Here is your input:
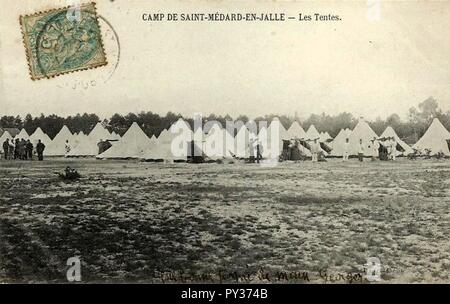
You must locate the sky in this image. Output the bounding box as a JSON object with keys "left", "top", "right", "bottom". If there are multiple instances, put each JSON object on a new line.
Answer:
{"left": 1, "top": 0, "right": 450, "bottom": 121}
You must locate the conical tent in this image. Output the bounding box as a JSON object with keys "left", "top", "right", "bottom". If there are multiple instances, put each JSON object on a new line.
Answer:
{"left": 29, "top": 127, "right": 51, "bottom": 146}
{"left": 257, "top": 126, "right": 269, "bottom": 158}
{"left": 287, "top": 121, "right": 307, "bottom": 139}
{"left": 258, "top": 121, "right": 293, "bottom": 158}
{"left": 144, "top": 129, "right": 175, "bottom": 160}
{"left": 413, "top": 118, "right": 450, "bottom": 156}
{"left": 16, "top": 129, "right": 30, "bottom": 140}
{"left": 72, "top": 131, "right": 87, "bottom": 149}
{"left": 68, "top": 123, "right": 112, "bottom": 157}
{"left": 88, "top": 122, "right": 111, "bottom": 142}
{"left": 320, "top": 132, "right": 332, "bottom": 143}
{"left": 97, "top": 122, "right": 154, "bottom": 159}
{"left": 171, "top": 118, "right": 194, "bottom": 159}
{"left": 330, "top": 128, "right": 352, "bottom": 156}
{"left": 0, "top": 131, "right": 13, "bottom": 154}
{"left": 111, "top": 131, "right": 121, "bottom": 140}
{"left": 235, "top": 125, "right": 251, "bottom": 158}
{"left": 318, "top": 132, "right": 333, "bottom": 154}
{"left": 303, "top": 125, "right": 328, "bottom": 156}
{"left": 172, "top": 118, "right": 192, "bottom": 134}
{"left": 205, "top": 123, "right": 234, "bottom": 159}
{"left": 348, "top": 119, "right": 378, "bottom": 156}
{"left": 380, "top": 126, "right": 413, "bottom": 156}
{"left": 189, "top": 128, "right": 208, "bottom": 158}
{"left": 267, "top": 119, "right": 286, "bottom": 157}
{"left": 150, "top": 134, "right": 157, "bottom": 143}
{"left": 66, "top": 134, "right": 100, "bottom": 157}
{"left": 45, "top": 125, "right": 74, "bottom": 156}
{"left": 305, "top": 125, "right": 320, "bottom": 140}
{"left": 144, "top": 119, "right": 193, "bottom": 160}
{"left": 273, "top": 119, "right": 289, "bottom": 140}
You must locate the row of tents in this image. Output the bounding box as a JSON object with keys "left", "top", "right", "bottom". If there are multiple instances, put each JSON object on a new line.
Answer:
{"left": 0, "top": 123, "right": 121, "bottom": 157}
{"left": 1, "top": 117, "right": 450, "bottom": 160}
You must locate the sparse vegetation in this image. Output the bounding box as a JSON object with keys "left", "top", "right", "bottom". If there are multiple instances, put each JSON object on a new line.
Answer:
{"left": 0, "top": 158, "right": 449, "bottom": 283}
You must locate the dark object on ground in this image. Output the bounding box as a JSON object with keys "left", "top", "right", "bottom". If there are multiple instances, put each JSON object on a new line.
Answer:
{"left": 378, "top": 143, "right": 389, "bottom": 161}
{"left": 98, "top": 140, "right": 113, "bottom": 155}
{"left": 407, "top": 149, "right": 420, "bottom": 160}
{"left": 57, "top": 166, "right": 81, "bottom": 180}
{"left": 423, "top": 149, "right": 432, "bottom": 159}
{"left": 187, "top": 141, "right": 205, "bottom": 163}
{"left": 435, "top": 151, "right": 445, "bottom": 159}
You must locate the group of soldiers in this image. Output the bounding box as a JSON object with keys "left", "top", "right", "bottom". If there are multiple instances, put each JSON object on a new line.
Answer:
{"left": 347, "top": 137, "right": 398, "bottom": 162}
{"left": 2, "top": 138, "right": 46, "bottom": 161}
{"left": 281, "top": 136, "right": 399, "bottom": 162}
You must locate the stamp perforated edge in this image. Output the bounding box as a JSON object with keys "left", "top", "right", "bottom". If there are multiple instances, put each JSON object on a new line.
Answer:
{"left": 19, "top": 2, "right": 108, "bottom": 81}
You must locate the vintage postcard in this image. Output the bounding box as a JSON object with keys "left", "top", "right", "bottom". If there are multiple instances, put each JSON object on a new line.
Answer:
{"left": 1, "top": 0, "right": 450, "bottom": 294}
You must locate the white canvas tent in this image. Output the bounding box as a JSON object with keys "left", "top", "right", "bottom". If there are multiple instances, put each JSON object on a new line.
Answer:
{"left": 257, "top": 126, "right": 269, "bottom": 158}
{"left": 89, "top": 122, "right": 111, "bottom": 142}
{"left": 44, "top": 125, "right": 75, "bottom": 156}
{"left": 144, "top": 118, "right": 193, "bottom": 161}
{"left": 29, "top": 127, "right": 51, "bottom": 147}
{"left": 72, "top": 131, "right": 86, "bottom": 150}
{"left": 190, "top": 128, "right": 208, "bottom": 159}
{"left": 204, "top": 123, "right": 234, "bottom": 159}
{"left": 268, "top": 119, "right": 286, "bottom": 156}
{"left": 275, "top": 119, "right": 289, "bottom": 141}
{"left": 348, "top": 118, "right": 378, "bottom": 156}
{"left": 67, "top": 123, "right": 112, "bottom": 157}
{"left": 144, "top": 129, "right": 176, "bottom": 160}
{"left": 97, "top": 122, "right": 154, "bottom": 159}
{"left": 16, "top": 129, "right": 30, "bottom": 140}
{"left": 320, "top": 132, "right": 332, "bottom": 143}
{"left": 287, "top": 121, "right": 307, "bottom": 139}
{"left": 111, "top": 131, "right": 121, "bottom": 140}
{"left": 304, "top": 125, "right": 329, "bottom": 156}
{"left": 380, "top": 126, "right": 413, "bottom": 156}
{"left": 330, "top": 128, "right": 352, "bottom": 156}
{"left": 257, "top": 119, "right": 290, "bottom": 159}
{"left": 413, "top": 118, "right": 450, "bottom": 156}
{"left": 235, "top": 125, "right": 252, "bottom": 158}
{"left": 66, "top": 134, "right": 100, "bottom": 157}
{"left": 305, "top": 125, "right": 321, "bottom": 140}
{"left": 0, "top": 131, "right": 13, "bottom": 154}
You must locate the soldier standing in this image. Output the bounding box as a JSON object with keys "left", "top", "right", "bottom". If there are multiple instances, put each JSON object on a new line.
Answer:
{"left": 36, "top": 140, "right": 45, "bottom": 161}
{"left": 2, "top": 138, "right": 9, "bottom": 160}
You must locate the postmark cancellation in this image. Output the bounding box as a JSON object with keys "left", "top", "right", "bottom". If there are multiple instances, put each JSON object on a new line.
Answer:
{"left": 19, "top": 2, "right": 107, "bottom": 80}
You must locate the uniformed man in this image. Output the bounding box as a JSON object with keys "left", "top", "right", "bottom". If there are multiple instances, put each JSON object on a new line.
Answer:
{"left": 256, "top": 140, "right": 263, "bottom": 164}
{"left": 2, "top": 138, "right": 9, "bottom": 160}
{"left": 26, "top": 139, "right": 33, "bottom": 160}
{"left": 311, "top": 138, "right": 320, "bottom": 162}
{"left": 14, "top": 138, "right": 20, "bottom": 159}
{"left": 36, "top": 139, "right": 45, "bottom": 161}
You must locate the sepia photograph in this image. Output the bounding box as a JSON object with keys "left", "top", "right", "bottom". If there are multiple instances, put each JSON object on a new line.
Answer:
{"left": 1, "top": 0, "right": 450, "bottom": 294}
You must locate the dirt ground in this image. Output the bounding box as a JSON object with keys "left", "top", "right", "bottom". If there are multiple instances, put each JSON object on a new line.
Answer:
{"left": 0, "top": 157, "right": 449, "bottom": 283}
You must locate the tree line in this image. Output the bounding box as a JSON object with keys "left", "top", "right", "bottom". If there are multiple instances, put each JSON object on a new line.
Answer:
{"left": 1, "top": 97, "right": 449, "bottom": 144}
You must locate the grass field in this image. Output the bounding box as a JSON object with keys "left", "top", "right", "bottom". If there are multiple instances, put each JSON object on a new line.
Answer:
{"left": 0, "top": 158, "right": 449, "bottom": 283}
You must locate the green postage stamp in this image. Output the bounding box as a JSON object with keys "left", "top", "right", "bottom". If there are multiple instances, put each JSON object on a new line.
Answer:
{"left": 20, "top": 2, "right": 107, "bottom": 80}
